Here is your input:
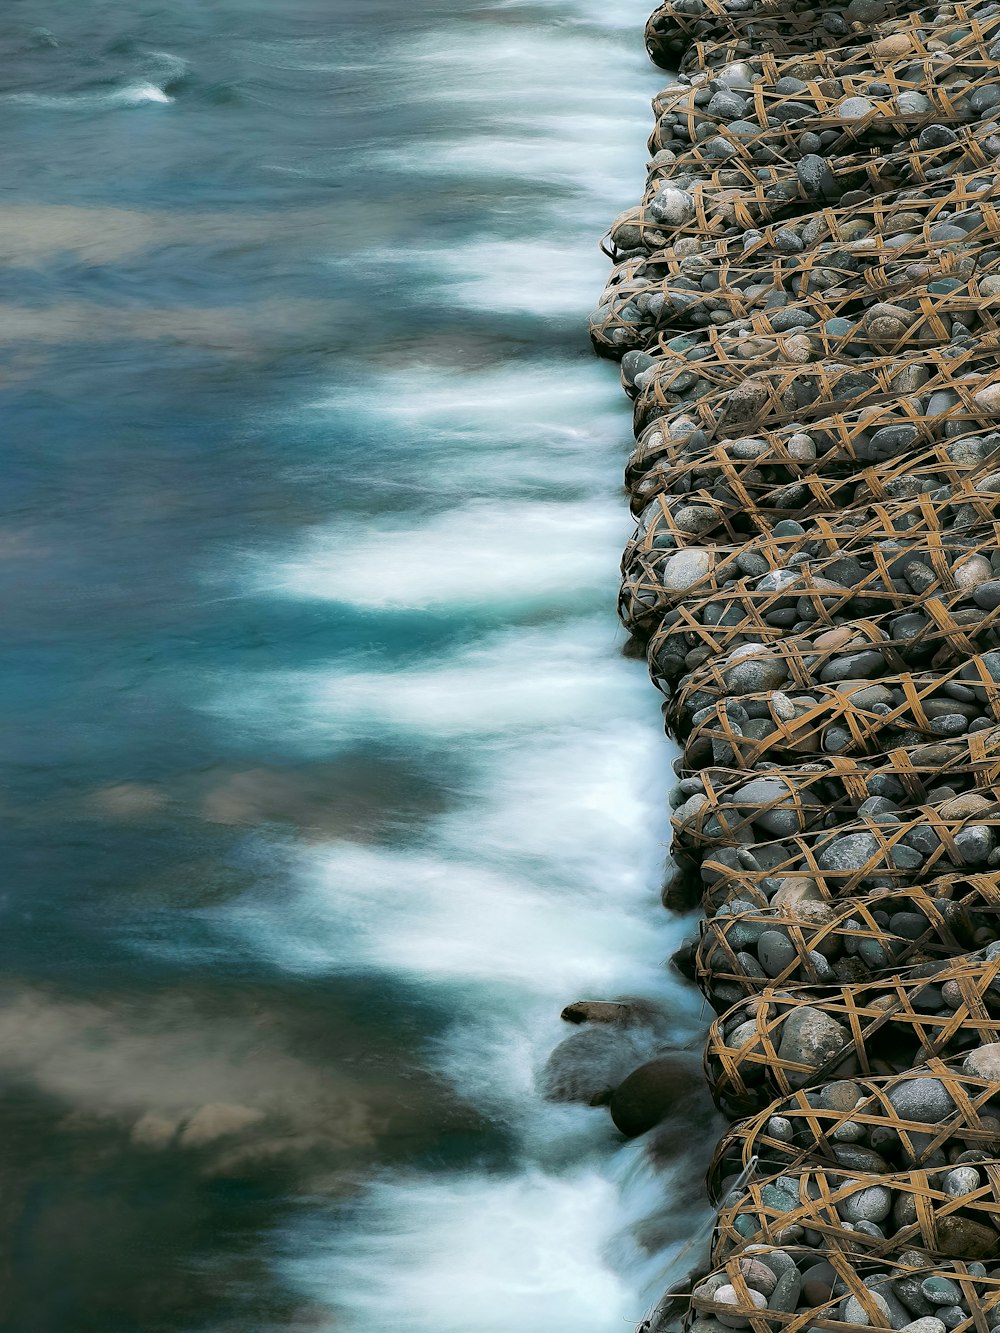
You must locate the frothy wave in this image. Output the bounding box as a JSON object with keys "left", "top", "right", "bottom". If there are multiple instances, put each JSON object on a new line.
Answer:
{"left": 5, "top": 81, "right": 173, "bottom": 109}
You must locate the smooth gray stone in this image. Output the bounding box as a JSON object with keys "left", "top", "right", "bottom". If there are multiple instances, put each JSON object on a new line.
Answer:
{"left": 887, "top": 1077, "right": 956, "bottom": 1123}
{"left": 758, "top": 930, "right": 798, "bottom": 978}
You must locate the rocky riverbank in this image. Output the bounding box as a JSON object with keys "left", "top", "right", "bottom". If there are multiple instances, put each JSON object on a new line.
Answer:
{"left": 543, "top": 0, "right": 1000, "bottom": 1326}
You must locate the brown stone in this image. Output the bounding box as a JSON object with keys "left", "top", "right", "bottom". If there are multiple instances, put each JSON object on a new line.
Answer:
{"left": 935, "top": 1213, "right": 1000, "bottom": 1259}
{"left": 561, "top": 1000, "right": 632, "bottom": 1025}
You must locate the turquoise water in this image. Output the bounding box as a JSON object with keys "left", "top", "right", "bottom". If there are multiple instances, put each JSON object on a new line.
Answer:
{"left": 2, "top": 1, "right": 708, "bottom": 1328}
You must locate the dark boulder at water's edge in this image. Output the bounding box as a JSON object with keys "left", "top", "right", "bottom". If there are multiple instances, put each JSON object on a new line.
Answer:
{"left": 609, "top": 1050, "right": 704, "bottom": 1137}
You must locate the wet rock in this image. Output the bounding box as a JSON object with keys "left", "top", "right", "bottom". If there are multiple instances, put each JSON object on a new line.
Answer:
{"left": 561, "top": 1000, "right": 639, "bottom": 1026}
{"left": 539, "top": 1026, "right": 650, "bottom": 1106}
{"left": 608, "top": 1050, "right": 704, "bottom": 1137}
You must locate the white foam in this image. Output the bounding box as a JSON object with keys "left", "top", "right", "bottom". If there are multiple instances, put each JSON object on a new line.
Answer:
{"left": 5, "top": 81, "right": 172, "bottom": 109}
{"left": 289, "top": 1169, "right": 644, "bottom": 1333}
{"left": 295, "top": 361, "right": 630, "bottom": 496}
{"left": 213, "top": 624, "right": 679, "bottom": 997}
{"left": 209, "top": 619, "right": 642, "bottom": 743}
{"left": 213, "top": 0, "right": 691, "bottom": 1324}
{"left": 257, "top": 496, "right": 626, "bottom": 610}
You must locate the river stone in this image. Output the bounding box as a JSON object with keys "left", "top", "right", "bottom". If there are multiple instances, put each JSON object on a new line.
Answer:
{"left": 776, "top": 1007, "right": 849, "bottom": 1084}
{"left": 767, "top": 1115, "right": 794, "bottom": 1142}
{"left": 800, "top": 1261, "right": 836, "bottom": 1305}
{"left": 729, "top": 777, "right": 797, "bottom": 833}
{"left": 767, "top": 1269, "right": 802, "bottom": 1313}
{"left": 887, "top": 1077, "right": 956, "bottom": 1124}
{"left": 839, "top": 1185, "right": 892, "bottom": 1224}
{"left": 758, "top": 930, "right": 798, "bottom": 978}
{"left": 796, "top": 154, "right": 836, "bottom": 196}
{"left": 736, "top": 1260, "right": 777, "bottom": 1297}
{"left": 693, "top": 1273, "right": 728, "bottom": 1301}
{"left": 970, "top": 86, "right": 1000, "bottom": 113}
{"left": 919, "top": 126, "right": 957, "bottom": 149}
{"left": 663, "top": 549, "right": 712, "bottom": 592}
{"left": 608, "top": 1050, "right": 703, "bottom": 1138}
{"left": 921, "top": 1279, "right": 963, "bottom": 1307}
{"left": 902, "top": 1321, "right": 946, "bottom": 1333}
{"left": 716, "top": 1284, "right": 767, "bottom": 1328}
{"left": 898, "top": 90, "right": 931, "bottom": 113}
{"left": 942, "top": 1166, "right": 980, "bottom": 1197}
{"left": 868, "top": 423, "right": 918, "bottom": 455}
{"left": 974, "top": 580, "right": 1000, "bottom": 610}
{"left": 838, "top": 95, "right": 875, "bottom": 119}
{"left": 832, "top": 1145, "right": 891, "bottom": 1172}
{"left": 845, "top": 1294, "right": 892, "bottom": 1326}
{"left": 964, "top": 1043, "right": 1000, "bottom": 1078}
{"left": 816, "top": 832, "right": 880, "bottom": 875}
{"left": 955, "top": 826, "right": 994, "bottom": 864}
{"left": 538, "top": 1026, "right": 649, "bottom": 1105}
{"left": 819, "top": 1080, "right": 864, "bottom": 1111}
{"left": 727, "top": 1019, "right": 761, "bottom": 1048}
{"left": 649, "top": 186, "right": 695, "bottom": 226}
{"left": 935, "top": 1213, "right": 1000, "bottom": 1259}
{"left": 722, "top": 648, "right": 788, "bottom": 694}
{"left": 707, "top": 91, "right": 748, "bottom": 119}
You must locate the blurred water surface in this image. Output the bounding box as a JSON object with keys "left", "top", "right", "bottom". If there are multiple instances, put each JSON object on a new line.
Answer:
{"left": 0, "top": 2, "right": 712, "bottom": 1329}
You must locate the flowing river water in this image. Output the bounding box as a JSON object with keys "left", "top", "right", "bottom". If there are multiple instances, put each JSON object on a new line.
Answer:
{"left": 3, "top": 1, "right": 715, "bottom": 1328}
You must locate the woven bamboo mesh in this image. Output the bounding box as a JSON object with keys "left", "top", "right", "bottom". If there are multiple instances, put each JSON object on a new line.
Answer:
{"left": 621, "top": 508, "right": 1000, "bottom": 639}
{"left": 674, "top": 758, "right": 1000, "bottom": 855}
{"left": 672, "top": 692, "right": 1000, "bottom": 793}
{"left": 686, "top": 816, "right": 1000, "bottom": 937}
{"left": 644, "top": 0, "right": 999, "bottom": 72}
{"left": 627, "top": 287, "right": 1000, "bottom": 409}
{"left": 628, "top": 437, "right": 1000, "bottom": 566}
{"left": 646, "top": 31, "right": 1000, "bottom": 147}
{"left": 593, "top": 174, "right": 1000, "bottom": 356}
{"left": 643, "top": 0, "right": 910, "bottom": 70}
{"left": 708, "top": 1052, "right": 1000, "bottom": 1198}
{"left": 695, "top": 881, "right": 1000, "bottom": 1007}
{"left": 704, "top": 956, "right": 1000, "bottom": 1119}
{"left": 633, "top": 345, "right": 1000, "bottom": 442}
{"left": 606, "top": 124, "right": 998, "bottom": 258}
{"left": 714, "top": 1159, "right": 1000, "bottom": 1263}
{"left": 595, "top": 0, "right": 1000, "bottom": 1311}
{"left": 687, "top": 1248, "right": 1000, "bottom": 1333}
{"left": 620, "top": 495, "right": 1000, "bottom": 634}
{"left": 670, "top": 640, "right": 1000, "bottom": 728}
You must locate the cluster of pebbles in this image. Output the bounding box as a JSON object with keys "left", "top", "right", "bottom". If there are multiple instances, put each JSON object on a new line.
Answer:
{"left": 688, "top": 1247, "right": 1000, "bottom": 1333}
{"left": 553, "top": 0, "right": 1000, "bottom": 1325}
